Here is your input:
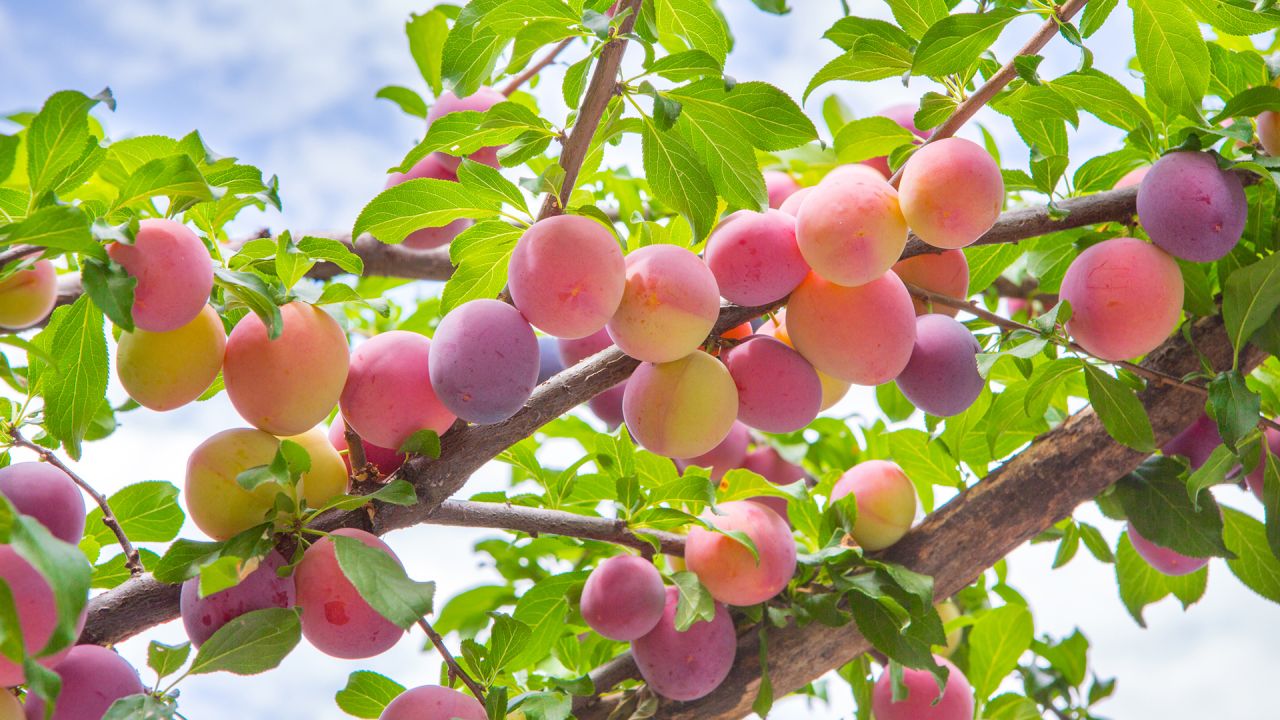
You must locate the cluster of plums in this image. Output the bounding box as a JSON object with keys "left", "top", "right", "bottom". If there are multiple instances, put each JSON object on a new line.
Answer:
{"left": 0, "top": 462, "right": 151, "bottom": 718}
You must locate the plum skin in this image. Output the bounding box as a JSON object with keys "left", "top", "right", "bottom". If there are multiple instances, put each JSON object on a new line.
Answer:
{"left": 631, "top": 586, "right": 736, "bottom": 701}
{"left": 891, "top": 250, "right": 969, "bottom": 317}
{"left": 509, "top": 214, "right": 625, "bottom": 340}
{"left": 580, "top": 555, "right": 667, "bottom": 641}
{"left": 606, "top": 244, "right": 720, "bottom": 363}
{"left": 705, "top": 209, "right": 808, "bottom": 306}
{"left": 831, "top": 460, "right": 917, "bottom": 551}
{"left": 340, "top": 330, "right": 456, "bottom": 450}
{"left": 379, "top": 686, "right": 486, "bottom": 720}
{"left": 676, "top": 421, "right": 750, "bottom": 481}
{"left": 429, "top": 298, "right": 539, "bottom": 424}
{"left": 622, "top": 351, "right": 739, "bottom": 459}
{"left": 764, "top": 170, "right": 801, "bottom": 208}
{"left": 871, "top": 654, "right": 975, "bottom": 720}
{"left": 795, "top": 175, "right": 907, "bottom": 287}
{"left": 723, "top": 336, "right": 822, "bottom": 433}
{"left": 106, "top": 218, "right": 214, "bottom": 332}
{"left": 180, "top": 551, "right": 296, "bottom": 647}
{"left": 0, "top": 461, "right": 86, "bottom": 544}
{"left": 895, "top": 314, "right": 984, "bottom": 417}
{"left": 1127, "top": 523, "right": 1209, "bottom": 576}
{"left": 0, "top": 260, "right": 57, "bottom": 330}
{"left": 295, "top": 528, "right": 406, "bottom": 659}
{"left": 328, "top": 415, "right": 406, "bottom": 477}
{"left": 898, "top": 137, "right": 1003, "bottom": 250}
{"left": 1136, "top": 151, "right": 1246, "bottom": 262}
{"left": 23, "top": 644, "right": 144, "bottom": 720}
{"left": 685, "top": 500, "right": 797, "bottom": 606}
{"left": 116, "top": 303, "right": 226, "bottom": 412}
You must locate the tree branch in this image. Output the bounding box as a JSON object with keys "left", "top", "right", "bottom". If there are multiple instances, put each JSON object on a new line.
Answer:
{"left": 430, "top": 500, "right": 686, "bottom": 556}
{"left": 8, "top": 428, "right": 143, "bottom": 576}
{"left": 502, "top": 38, "right": 575, "bottom": 97}
{"left": 418, "top": 616, "right": 487, "bottom": 702}
{"left": 575, "top": 312, "right": 1268, "bottom": 720}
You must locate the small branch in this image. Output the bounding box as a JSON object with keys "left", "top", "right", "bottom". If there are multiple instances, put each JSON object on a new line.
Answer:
{"left": 342, "top": 420, "right": 374, "bottom": 484}
{"left": 430, "top": 500, "right": 686, "bottom": 556}
{"left": 417, "top": 616, "right": 487, "bottom": 702}
{"left": 0, "top": 245, "right": 43, "bottom": 268}
{"left": 502, "top": 38, "right": 575, "bottom": 96}
{"left": 887, "top": 0, "right": 1090, "bottom": 187}
{"left": 9, "top": 428, "right": 142, "bottom": 576}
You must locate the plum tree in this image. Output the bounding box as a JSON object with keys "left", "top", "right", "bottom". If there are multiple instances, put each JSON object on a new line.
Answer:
{"left": 631, "top": 586, "right": 736, "bottom": 701}
{"left": 723, "top": 336, "right": 822, "bottom": 432}
{"left": 0, "top": 260, "right": 56, "bottom": 330}
{"left": 1162, "top": 414, "right": 1223, "bottom": 470}
{"left": 327, "top": 416, "right": 406, "bottom": 478}
{"left": 429, "top": 298, "right": 539, "bottom": 424}
{"left": 898, "top": 137, "right": 1004, "bottom": 249}
{"left": 1059, "top": 237, "right": 1183, "bottom": 361}
{"left": 1127, "top": 524, "right": 1210, "bottom": 576}
{"left": 1137, "top": 151, "right": 1246, "bottom": 262}
{"left": 295, "top": 528, "right": 405, "bottom": 659}
{"left": 0, "top": 547, "right": 68, "bottom": 685}
{"left": 224, "top": 301, "right": 350, "bottom": 436}
{"left": 871, "top": 655, "right": 974, "bottom": 720}
{"left": 763, "top": 170, "right": 801, "bottom": 208}
{"left": 785, "top": 271, "right": 917, "bottom": 385}
{"left": 862, "top": 104, "right": 931, "bottom": 177}
{"left": 184, "top": 428, "right": 287, "bottom": 541}
{"left": 180, "top": 551, "right": 295, "bottom": 647}
{"left": 379, "top": 686, "right": 486, "bottom": 720}
{"left": 704, "top": 209, "right": 808, "bottom": 306}
{"left": 622, "top": 350, "right": 738, "bottom": 459}
{"left": 895, "top": 314, "right": 984, "bottom": 417}
{"left": 0, "top": 462, "right": 86, "bottom": 544}
{"left": 676, "top": 421, "right": 750, "bottom": 480}
{"left": 341, "top": 330, "right": 455, "bottom": 450}
{"left": 685, "top": 500, "right": 796, "bottom": 606}
{"left": 795, "top": 173, "right": 907, "bottom": 287}
{"left": 382, "top": 153, "right": 472, "bottom": 249}
{"left": 891, "top": 250, "right": 969, "bottom": 317}
{"left": 106, "top": 218, "right": 213, "bottom": 332}
{"left": 426, "top": 87, "right": 506, "bottom": 169}
{"left": 606, "top": 244, "right": 720, "bottom": 363}
{"left": 509, "top": 215, "right": 625, "bottom": 339}
{"left": 116, "top": 303, "right": 226, "bottom": 411}
{"left": 22, "top": 645, "right": 143, "bottom": 720}
{"left": 832, "top": 461, "right": 917, "bottom": 551}
{"left": 580, "top": 555, "right": 666, "bottom": 641}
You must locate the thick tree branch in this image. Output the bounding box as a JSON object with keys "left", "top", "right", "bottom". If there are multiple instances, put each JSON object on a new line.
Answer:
{"left": 575, "top": 313, "right": 1268, "bottom": 720}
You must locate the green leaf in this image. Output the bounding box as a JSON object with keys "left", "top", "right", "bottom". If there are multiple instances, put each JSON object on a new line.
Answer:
{"left": 1185, "top": 0, "right": 1280, "bottom": 36}
{"left": 671, "top": 571, "right": 716, "bottom": 631}
{"left": 967, "top": 604, "right": 1034, "bottom": 700}
{"left": 668, "top": 98, "right": 766, "bottom": 211}
{"left": 1186, "top": 445, "right": 1237, "bottom": 507}
{"left": 1050, "top": 70, "right": 1152, "bottom": 131}
{"left": 641, "top": 123, "right": 717, "bottom": 241}
{"left": 147, "top": 640, "right": 191, "bottom": 680}
{"left": 457, "top": 159, "right": 528, "bottom": 215}
{"left": 823, "top": 16, "right": 914, "bottom": 50}
{"left": 26, "top": 89, "right": 108, "bottom": 200}
{"left": 883, "top": 0, "right": 948, "bottom": 38}
{"left": 189, "top": 607, "right": 301, "bottom": 675}
{"left": 1207, "top": 370, "right": 1261, "bottom": 450}
{"left": 1128, "top": 0, "right": 1211, "bottom": 121}
{"left": 352, "top": 178, "right": 500, "bottom": 245}
{"left": 1114, "top": 456, "right": 1233, "bottom": 558}
{"left": 111, "top": 154, "right": 213, "bottom": 213}
{"left": 1083, "top": 364, "right": 1155, "bottom": 452}
{"left": 656, "top": 0, "right": 730, "bottom": 64}
{"left": 666, "top": 80, "right": 817, "bottom": 153}
{"left": 313, "top": 479, "right": 419, "bottom": 515}
{"left": 912, "top": 9, "right": 1018, "bottom": 78}
{"left": 1115, "top": 533, "right": 1208, "bottom": 626}
{"left": 407, "top": 10, "right": 450, "bottom": 96}
{"left": 297, "top": 235, "right": 363, "bottom": 276}
{"left": 84, "top": 482, "right": 184, "bottom": 554}
{"left": 476, "top": 613, "right": 531, "bottom": 681}
{"left": 1214, "top": 86, "right": 1280, "bottom": 124}
{"left": 90, "top": 549, "right": 160, "bottom": 589}
{"left": 274, "top": 232, "right": 313, "bottom": 289}
{"left": 985, "top": 694, "right": 1043, "bottom": 720}
{"left": 646, "top": 50, "right": 723, "bottom": 82}
{"left": 376, "top": 85, "right": 428, "bottom": 118}
{"left": 510, "top": 571, "right": 588, "bottom": 669}
{"left": 1223, "top": 507, "right": 1280, "bottom": 602}
{"left": 441, "top": 221, "right": 521, "bottom": 314}
{"left": 30, "top": 295, "right": 109, "bottom": 459}
{"left": 0, "top": 134, "right": 18, "bottom": 185}
{"left": 80, "top": 258, "right": 137, "bottom": 332}
{"left": 0, "top": 504, "right": 90, "bottom": 657}
{"left": 833, "top": 116, "right": 915, "bottom": 164}
{"left": 151, "top": 538, "right": 223, "bottom": 584}
{"left": 213, "top": 269, "right": 284, "bottom": 340}
{"left": 332, "top": 534, "right": 435, "bottom": 628}
{"left": 441, "top": 4, "right": 507, "bottom": 98}
{"left": 804, "top": 38, "right": 913, "bottom": 102}
{"left": 0, "top": 204, "right": 103, "bottom": 259}
{"left": 1222, "top": 251, "right": 1280, "bottom": 366}
{"left": 102, "top": 694, "right": 176, "bottom": 720}
{"left": 476, "top": 0, "right": 580, "bottom": 36}
{"left": 335, "top": 671, "right": 406, "bottom": 719}
{"left": 964, "top": 243, "right": 1024, "bottom": 293}
{"left": 1081, "top": 0, "right": 1118, "bottom": 37}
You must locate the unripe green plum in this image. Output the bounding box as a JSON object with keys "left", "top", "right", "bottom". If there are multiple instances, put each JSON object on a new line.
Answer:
{"left": 1127, "top": 523, "right": 1209, "bottom": 576}
{"left": 764, "top": 170, "right": 801, "bottom": 208}
{"left": 224, "top": 302, "right": 350, "bottom": 436}
{"left": 327, "top": 415, "right": 406, "bottom": 478}
{"left": 185, "top": 428, "right": 286, "bottom": 541}
{"left": 891, "top": 250, "right": 969, "bottom": 317}
{"left": 296, "top": 528, "right": 405, "bottom": 658}
{"left": 607, "top": 245, "right": 720, "bottom": 363}
{"left": 106, "top": 218, "right": 213, "bottom": 332}
{"left": 723, "top": 336, "right": 822, "bottom": 433}
{"left": 631, "top": 586, "right": 736, "bottom": 701}
{"left": 899, "top": 137, "right": 1003, "bottom": 249}
{"left": 705, "top": 209, "right": 808, "bottom": 306}
{"left": 23, "top": 645, "right": 143, "bottom": 720}
{"left": 581, "top": 555, "right": 666, "bottom": 641}
{"left": 0, "top": 462, "right": 86, "bottom": 544}
{"left": 935, "top": 600, "right": 963, "bottom": 657}
{"left": 685, "top": 500, "right": 796, "bottom": 605}
{"left": 1136, "top": 151, "right": 1246, "bottom": 262}
{"left": 895, "top": 314, "right": 984, "bottom": 417}
{"left": 862, "top": 104, "right": 931, "bottom": 177}
{"left": 116, "top": 304, "right": 226, "bottom": 411}
{"left": 622, "top": 351, "right": 738, "bottom": 459}
{"left": 0, "top": 260, "right": 57, "bottom": 330}
{"left": 383, "top": 153, "right": 471, "bottom": 249}
{"left": 340, "top": 331, "right": 456, "bottom": 450}
{"left": 832, "top": 460, "right": 917, "bottom": 551}
{"left": 872, "top": 654, "right": 974, "bottom": 720}
{"left": 426, "top": 87, "right": 507, "bottom": 169}
{"left": 509, "top": 215, "right": 625, "bottom": 339}
{"left": 1059, "top": 238, "right": 1183, "bottom": 361}
{"left": 785, "top": 271, "right": 916, "bottom": 385}
{"left": 676, "top": 421, "right": 750, "bottom": 480}
{"left": 379, "top": 686, "right": 486, "bottom": 720}
{"left": 796, "top": 174, "right": 907, "bottom": 287}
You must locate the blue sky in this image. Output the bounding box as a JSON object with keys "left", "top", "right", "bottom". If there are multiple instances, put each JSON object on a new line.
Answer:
{"left": 2, "top": 1, "right": 1277, "bottom": 718}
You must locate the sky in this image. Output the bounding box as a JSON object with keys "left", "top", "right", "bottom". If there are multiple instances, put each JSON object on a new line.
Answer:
{"left": 1, "top": 1, "right": 1277, "bottom": 718}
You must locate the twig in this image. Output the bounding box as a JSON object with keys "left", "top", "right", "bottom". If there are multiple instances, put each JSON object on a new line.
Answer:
{"left": 9, "top": 428, "right": 143, "bottom": 576}
{"left": 887, "top": 0, "right": 1090, "bottom": 188}
{"left": 342, "top": 420, "right": 373, "bottom": 484}
{"left": 0, "top": 245, "right": 43, "bottom": 268}
{"left": 502, "top": 38, "right": 575, "bottom": 96}
{"left": 417, "top": 616, "right": 487, "bottom": 702}
{"left": 430, "top": 500, "right": 686, "bottom": 555}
